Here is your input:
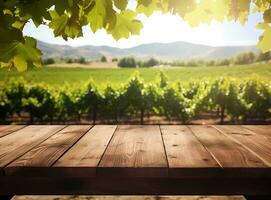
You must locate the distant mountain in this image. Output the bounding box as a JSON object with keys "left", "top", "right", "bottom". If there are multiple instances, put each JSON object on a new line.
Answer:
{"left": 38, "top": 40, "right": 258, "bottom": 61}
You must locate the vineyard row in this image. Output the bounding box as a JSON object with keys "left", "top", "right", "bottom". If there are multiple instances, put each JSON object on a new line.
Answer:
{"left": 1, "top": 73, "right": 271, "bottom": 124}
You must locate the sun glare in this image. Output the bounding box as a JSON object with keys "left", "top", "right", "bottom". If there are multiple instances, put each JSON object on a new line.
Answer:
{"left": 137, "top": 12, "right": 224, "bottom": 46}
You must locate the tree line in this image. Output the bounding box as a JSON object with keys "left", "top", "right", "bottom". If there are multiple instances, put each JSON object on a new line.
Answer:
{"left": 117, "top": 51, "right": 271, "bottom": 68}
{"left": 1, "top": 72, "right": 270, "bottom": 125}
{"left": 42, "top": 51, "right": 271, "bottom": 67}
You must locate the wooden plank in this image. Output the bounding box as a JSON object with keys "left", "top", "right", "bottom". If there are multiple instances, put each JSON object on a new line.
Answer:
{"left": 0, "top": 125, "right": 64, "bottom": 170}
{"left": 215, "top": 125, "right": 271, "bottom": 167}
{"left": 189, "top": 125, "right": 266, "bottom": 169}
{"left": 53, "top": 125, "right": 117, "bottom": 177}
{"left": 243, "top": 125, "right": 271, "bottom": 138}
{"left": 98, "top": 125, "right": 168, "bottom": 177}
{"left": 161, "top": 125, "right": 220, "bottom": 177}
{"left": 5, "top": 125, "right": 92, "bottom": 176}
{"left": 0, "top": 125, "right": 25, "bottom": 138}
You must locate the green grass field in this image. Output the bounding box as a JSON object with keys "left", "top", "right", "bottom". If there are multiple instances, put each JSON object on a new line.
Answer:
{"left": 1, "top": 63, "right": 270, "bottom": 88}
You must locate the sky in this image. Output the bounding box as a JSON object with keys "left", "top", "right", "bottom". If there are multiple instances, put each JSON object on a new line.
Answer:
{"left": 23, "top": 10, "right": 263, "bottom": 48}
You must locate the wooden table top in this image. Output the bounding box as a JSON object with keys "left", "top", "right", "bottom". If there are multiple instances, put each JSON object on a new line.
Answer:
{"left": 0, "top": 125, "right": 271, "bottom": 178}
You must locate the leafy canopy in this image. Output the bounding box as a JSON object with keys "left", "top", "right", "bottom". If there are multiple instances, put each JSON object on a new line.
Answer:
{"left": 1, "top": 0, "right": 271, "bottom": 71}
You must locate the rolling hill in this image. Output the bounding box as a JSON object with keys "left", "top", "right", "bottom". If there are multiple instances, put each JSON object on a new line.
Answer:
{"left": 38, "top": 40, "right": 257, "bottom": 61}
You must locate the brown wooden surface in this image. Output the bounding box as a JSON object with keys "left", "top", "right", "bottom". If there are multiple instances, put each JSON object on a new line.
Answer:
{"left": 5, "top": 125, "right": 92, "bottom": 176}
{"left": 215, "top": 125, "right": 271, "bottom": 167}
{"left": 0, "top": 125, "right": 64, "bottom": 176}
{"left": 54, "top": 125, "right": 117, "bottom": 177}
{"left": 161, "top": 125, "right": 220, "bottom": 177}
{"left": 0, "top": 125, "right": 25, "bottom": 138}
{"left": 243, "top": 125, "right": 271, "bottom": 138}
{"left": 0, "top": 125, "right": 271, "bottom": 196}
{"left": 98, "top": 125, "right": 168, "bottom": 177}
{"left": 189, "top": 125, "right": 266, "bottom": 168}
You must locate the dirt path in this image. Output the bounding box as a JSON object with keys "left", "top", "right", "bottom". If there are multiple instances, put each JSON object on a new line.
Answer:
{"left": 49, "top": 61, "right": 118, "bottom": 68}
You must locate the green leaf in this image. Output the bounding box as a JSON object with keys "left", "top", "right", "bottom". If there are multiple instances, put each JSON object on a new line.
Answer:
{"left": 12, "top": 20, "right": 26, "bottom": 30}
{"left": 228, "top": 0, "right": 250, "bottom": 24}
{"left": 65, "top": 21, "right": 83, "bottom": 38}
{"left": 138, "top": 0, "right": 152, "bottom": 7}
{"left": 0, "top": 62, "right": 10, "bottom": 69}
{"left": 17, "top": 0, "right": 52, "bottom": 26}
{"left": 256, "top": 23, "right": 271, "bottom": 53}
{"left": 169, "top": 0, "right": 196, "bottom": 17}
{"left": 13, "top": 56, "right": 27, "bottom": 72}
{"left": 184, "top": 0, "right": 227, "bottom": 27}
{"left": 107, "top": 10, "right": 143, "bottom": 40}
{"left": 16, "top": 37, "right": 42, "bottom": 62}
{"left": 0, "top": 42, "right": 18, "bottom": 62}
{"left": 104, "top": 1, "right": 117, "bottom": 30}
{"left": 253, "top": 0, "right": 270, "bottom": 12}
{"left": 0, "top": 36, "right": 41, "bottom": 71}
{"left": 88, "top": 0, "right": 107, "bottom": 33}
{"left": 114, "top": 0, "right": 128, "bottom": 10}
{"left": 49, "top": 11, "right": 69, "bottom": 38}
{"left": 137, "top": 0, "right": 158, "bottom": 16}
{"left": 263, "top": 8, "right": 271, "bottom": 23}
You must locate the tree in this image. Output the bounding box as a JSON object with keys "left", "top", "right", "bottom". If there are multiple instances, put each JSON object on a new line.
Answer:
{"left": 142, "top": 58, "right": 159, "bottom": 67}
{"left": 257, "top": 52, "right": 271, "bottom": 62}
{"left": 216, "top": 58, "right": 231, "bottom": 66}
{"left": 1, "top": 0, "right": 271, "bottom": 71}
{"left": 66, "top": 58, "right": 74, "bottom": 64}
{"left": 101, "top": 55, "right": 107, "bottom": 62}
{"left": 118, "top": 57, "right": 136, "bottom": 68}
{"left": 77, "top": 57, "right": 86, "bottom": 64}
{"left": 234, "top": 52, "right": 256, "bottom": 65}
{"left": 43, "top": 58, "right": 55, "bottom": 65}
{"left": 112, "top": 58, "right": 118, "bottom": 62}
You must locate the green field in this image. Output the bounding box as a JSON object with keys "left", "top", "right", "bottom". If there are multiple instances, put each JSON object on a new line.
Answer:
{"left": 1, "top": 63, "right": 271, "bottom": 88}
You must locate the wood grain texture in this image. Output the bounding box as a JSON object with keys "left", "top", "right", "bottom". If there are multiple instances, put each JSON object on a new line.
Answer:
{"left": 215, "top": 125, "right": 271, "bottom": 167}
{"left": 0, "top": 125, "right": 64, "bottom": 169}
{"left": 0, "top": 125, "right": 25, "bottom": 138}
{"left": 189, "top": 125, "right": 266, "bottom": 168}
{"left": 0, "top": 125, "right": 271, "bottom": 196}
{"left": 98, "top": 125, "right": 168, "bottom": 177}
{"left": 161, "top": 125, "right": 220, "bottom": 177}
{"left": 5, "top": 125, "right": 92, "bottom": 176}
{"left": 53, "top": 125, "right": 117, "bottom": 177}
{"left": 243, "top": 125, "right": 271, "bottom": 138}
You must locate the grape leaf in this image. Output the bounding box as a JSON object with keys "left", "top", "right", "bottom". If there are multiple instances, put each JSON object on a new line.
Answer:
{"left": 228, "top": 0, "right": 250, "bottom": 24}
{"left": 253, "top": 0, "right": 271, "bottom": 12}
{"left": 138, "top": 0, "right": 152, "bottom": 7}
{"left": 88, "top": 0, "right": 107, "bottom": 33}
{"left": 185, "top": 0, "right": 227, "bottom": 27}
{"left": 107, "top": 10, "right": 143, "bottom": 40}
{"left": 13, "top": 55, "right": 27, "bottom": 72}
{"left": 49, "top": 11, "right": 69, "bottom": 38}
{"left": 0, "top": 36, "right": 42, "bottom": 71}
{"left": 169, "top": 0, "right": 196, "bottom": 17}
{"left": 263, "top": 8, "right": 271, "bottom": 23}
{"left": 137, "top": 0, "right": 159, "bottom": 16}
{"left": 256, "top": 23, "right": 271, "bottom": 53}
{"left": 104, "top": 2, "right": 117, "bottom": 30}
{"left": 17, "top": 0, "right": 52, "bottom": 27}
{"left": 114, "top": 0, "right": 128, "bottom": 10}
